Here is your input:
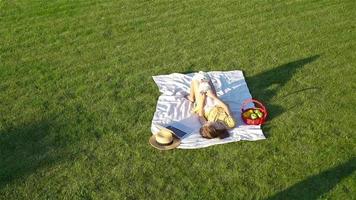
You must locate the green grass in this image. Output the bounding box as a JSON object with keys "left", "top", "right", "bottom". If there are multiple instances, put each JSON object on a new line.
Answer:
{"left": 0, "top": 0, "right": 355, "bottom": 199}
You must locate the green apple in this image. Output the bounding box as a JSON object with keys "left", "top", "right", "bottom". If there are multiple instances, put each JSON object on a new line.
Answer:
{"left": 254, "top": 109, "right": 263, "bottom": 118}
{"left": 250, "top": 113, "right": 258, "bottom": 120}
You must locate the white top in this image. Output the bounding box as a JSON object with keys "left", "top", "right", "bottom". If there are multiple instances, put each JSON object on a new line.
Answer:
{"left": 204, "top": 96, "right": 218, "bottom": 113}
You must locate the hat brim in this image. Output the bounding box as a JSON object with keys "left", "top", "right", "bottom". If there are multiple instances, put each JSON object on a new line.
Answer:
{"left": 149, "top": 135, "right": 181, "bottom": 150}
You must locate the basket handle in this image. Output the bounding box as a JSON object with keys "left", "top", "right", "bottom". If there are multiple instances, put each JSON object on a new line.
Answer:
{"left": 241, "top": 98, "right": 268, "bottom": 119}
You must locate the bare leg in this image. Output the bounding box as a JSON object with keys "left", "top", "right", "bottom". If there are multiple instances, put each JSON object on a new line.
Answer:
{"left": 196, "top": 92, "right": 207, "bottom": 118}
{"left": 193, "top": 80, "right": 207, "bottom": 118}
{"left": 187, "top": 80, "right": 198, "bottom": 102}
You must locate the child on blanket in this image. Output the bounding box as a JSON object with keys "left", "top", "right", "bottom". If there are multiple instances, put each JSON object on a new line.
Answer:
{"left": 186, "top": 71, "right": 236, "bottom": 139}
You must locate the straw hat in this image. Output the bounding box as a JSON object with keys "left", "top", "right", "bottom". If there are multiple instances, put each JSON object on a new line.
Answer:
{"left": 149, "top": 127, "right": 181, "bottom": 150}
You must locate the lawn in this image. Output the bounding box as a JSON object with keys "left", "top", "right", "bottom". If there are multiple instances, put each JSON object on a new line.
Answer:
{"left": 0, "top": 0, "right": 355, "bottom": 199}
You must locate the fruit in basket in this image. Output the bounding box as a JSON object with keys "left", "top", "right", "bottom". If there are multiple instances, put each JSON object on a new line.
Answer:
{"left": 250, "top": 113, "right": 258, "bottom": 120}
{"left": 243, "top": 109, "right": 254, "bottom": 118}
{"left": 254, "top": 109, "right": 263, "bottom": 118}
{"left": 243, "top": 111, "right": 250, "bottom": 119}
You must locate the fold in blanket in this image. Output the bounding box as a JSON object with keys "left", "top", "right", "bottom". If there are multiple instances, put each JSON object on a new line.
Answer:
{"left": 151, "top": 70, "right": 265, "bottom": 149}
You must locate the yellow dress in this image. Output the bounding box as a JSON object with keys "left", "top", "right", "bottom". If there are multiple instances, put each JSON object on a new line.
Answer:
{"left": 193, "top": 104, "right": 236, "bottom": 128}
{"left": 205, "top": 106, "right": 236, "bottom": 128}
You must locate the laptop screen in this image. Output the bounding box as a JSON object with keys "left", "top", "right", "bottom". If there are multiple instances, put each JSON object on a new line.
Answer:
{"left": 165, "top": 126, "right": 190, "bottom": 139}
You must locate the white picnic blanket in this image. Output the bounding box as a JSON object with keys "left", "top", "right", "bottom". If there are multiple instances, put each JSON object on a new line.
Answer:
{"left": 151, "top": 70, "right": 266, "bottom": 149}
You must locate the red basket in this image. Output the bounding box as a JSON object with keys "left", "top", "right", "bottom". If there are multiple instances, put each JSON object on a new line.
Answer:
{"left": 241, "top": 99, "right": 268, "bottom": 125}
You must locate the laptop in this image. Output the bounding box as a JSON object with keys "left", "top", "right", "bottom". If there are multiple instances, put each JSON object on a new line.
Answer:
{"left": 163, "top": 116, "right": 201, "bottom": 139}
{"left": 165, "top": 125, "right": 191, "bottom": 139}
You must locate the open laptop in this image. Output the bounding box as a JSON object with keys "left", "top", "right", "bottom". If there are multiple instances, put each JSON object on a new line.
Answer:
{"left": 160, "top": 115, "right": 201, "bottom": 139}
{"left": 165, "top": 125, "right": 191, "bottom": 139}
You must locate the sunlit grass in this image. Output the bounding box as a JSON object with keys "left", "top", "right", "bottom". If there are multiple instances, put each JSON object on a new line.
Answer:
{"left": 0, "top": 0, "right": 355, "bottom": 199}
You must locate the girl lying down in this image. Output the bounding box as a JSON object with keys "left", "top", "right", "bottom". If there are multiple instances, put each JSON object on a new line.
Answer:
{"left": 186, "top": 71, "right": 236, "bottom": 139}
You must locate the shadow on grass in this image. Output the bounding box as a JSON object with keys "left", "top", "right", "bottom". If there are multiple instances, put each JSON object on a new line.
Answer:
{"left": 180, "top": 56, "right": 320, "bottom": 123}
{"left": 0, "top": 119, "right": 70, "bottom": 189}
{"left": 245, "top": 55, "right": 320, "bottom": 136}
{"left": 266, "top": 157, "right": 356, "bottom": 200}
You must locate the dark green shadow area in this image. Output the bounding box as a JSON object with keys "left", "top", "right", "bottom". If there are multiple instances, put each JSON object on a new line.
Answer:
{"left": 246, "top": 55, "right": 320, "bottom": 126}
{"left": 266, "top": 157, "right": 356, "bottom": 200}
{"left": 0, "top": 119, "right": 71, "bottom": 189}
